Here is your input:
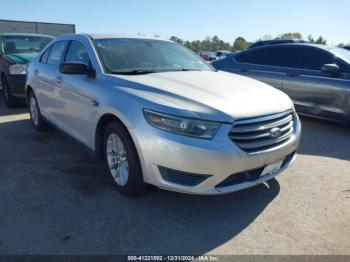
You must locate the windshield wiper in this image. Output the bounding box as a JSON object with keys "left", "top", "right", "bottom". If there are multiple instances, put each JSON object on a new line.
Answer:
{"left": 110, "top": 68, "right": 205, "bottom": 75}
{"left": 181, "top": 68, "right": 203, "bottom": 71}
{"left": 167, "top": 68, "right": 203, "bottom": 72}
{"left": 111, "top": 69, "right": 157, "bottom": 75}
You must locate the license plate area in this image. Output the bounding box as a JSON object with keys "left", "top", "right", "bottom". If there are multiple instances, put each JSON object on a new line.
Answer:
{"left": 261, "top": 159, "right": 284, "bottom": 177}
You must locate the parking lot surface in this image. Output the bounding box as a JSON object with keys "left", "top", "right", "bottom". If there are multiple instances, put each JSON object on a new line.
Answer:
{"left": 0, "top": 96, "right": 349, "bottom": 255}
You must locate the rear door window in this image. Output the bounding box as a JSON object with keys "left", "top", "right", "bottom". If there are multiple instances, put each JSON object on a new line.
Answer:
{"left": 40, "top": 48, "right": 51, "bottom": 64}
{"left": 235, "top": 46, "right": 285, "bottom": 67}
{"left": 47, "top": 41, "right": 68, "bottom": 67}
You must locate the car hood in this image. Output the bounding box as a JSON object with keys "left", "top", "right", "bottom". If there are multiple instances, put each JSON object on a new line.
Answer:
{"left": 4, "top": 52, "right": 39, "bottom": 64}
{"left": 107, "top": 70, "right": 294, "bottom": 122}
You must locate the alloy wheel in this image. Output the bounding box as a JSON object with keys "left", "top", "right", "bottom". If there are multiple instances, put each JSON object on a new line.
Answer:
{"left": 106, "top": 133, "right": 129, "bottom": 186}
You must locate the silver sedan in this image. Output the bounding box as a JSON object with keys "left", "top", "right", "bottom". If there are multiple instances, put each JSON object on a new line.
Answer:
{"left": 25, "top": 34, "right": 301, "bottom": 196}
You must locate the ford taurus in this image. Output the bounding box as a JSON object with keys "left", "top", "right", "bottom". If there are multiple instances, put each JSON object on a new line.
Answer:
{"left": 25, "top": 34, "right": 301, "bottom": 196}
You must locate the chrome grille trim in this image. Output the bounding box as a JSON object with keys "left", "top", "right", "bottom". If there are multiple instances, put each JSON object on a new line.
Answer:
{"left": 235, "top": 128, "right": 293, "bottom": 149}
{"left": 229, "top": 111, "right": 295, "bottom": 153}
{"left": 229, "top": 121, "right": 293, "bottom": 141}
{"left": 230, "top": 114, "right": 293, "bottom": 133}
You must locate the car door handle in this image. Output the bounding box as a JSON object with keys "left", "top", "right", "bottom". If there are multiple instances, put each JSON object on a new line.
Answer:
{"left": 92, "top": 100, "right": 100, "bottom": 107}
{"left": 56, "top": 76, "right": 63, "bottom": 84}
{"left": 239, "top": 68, "right": 248, "bottom": 72}
{"left": 34, "top": 69, "right": 39, "bottom": 76}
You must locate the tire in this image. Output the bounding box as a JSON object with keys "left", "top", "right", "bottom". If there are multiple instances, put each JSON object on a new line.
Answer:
{"left": 28, "top": 91, "right": 48, "bottom": 131}
{"left": 1, "top": 75, "right": 22, "bottom": 108}
{"left": 103, "top": 121, "right": 146, "bottom": 197}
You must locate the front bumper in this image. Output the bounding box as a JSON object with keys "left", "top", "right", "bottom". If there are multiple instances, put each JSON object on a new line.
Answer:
{"left": 133, "top": 113, "right": 301, "bottom": 195}
{"left": 7, "top": 74, "right": 26, "bottom": 97}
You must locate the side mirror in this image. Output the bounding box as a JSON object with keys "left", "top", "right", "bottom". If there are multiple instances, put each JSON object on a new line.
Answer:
{"left": 59, "top": 63, "right": 95, "bottom": 77}
{"left": 321, "top": 64, "right": 340, "bottom": 75}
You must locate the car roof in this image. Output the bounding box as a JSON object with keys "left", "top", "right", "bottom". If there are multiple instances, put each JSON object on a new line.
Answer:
{"left": 256, "top": 39, "right": 303, "bottom": 43}
{"left": 249, "top": 39, "right": 308, "bottom": 48}
{"left": 85, "top": 33, "right": 171, "bottom": 42}
{"left": 246, "top": 43, "right": 334, "bottom": 51}
{"left": 0, "top": 33, "right": 54, "bottom": 38}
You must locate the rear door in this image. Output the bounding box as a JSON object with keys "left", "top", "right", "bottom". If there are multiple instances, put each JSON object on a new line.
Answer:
{"left": 281, "top": 46, "right": 348, "bottom": 121}
{"left": 34, "top": 41, "right": 69, "bottom": 122}
{"left": 232, "top": 46, "right": 286, "bottom": 89}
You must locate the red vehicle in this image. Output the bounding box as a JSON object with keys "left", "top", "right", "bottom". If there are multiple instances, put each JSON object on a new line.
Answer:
{"left": 200, "top": 53, "right": 210, "bottom": 61}
{"left": 197, "top": 51, "right": 217, "bottom": 62}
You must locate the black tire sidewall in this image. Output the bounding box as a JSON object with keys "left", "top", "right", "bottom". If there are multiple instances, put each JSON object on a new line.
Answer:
{"left": 28, "top": 92, "right": 46, "bottom": 131}
{"left": 103, "top": 121, "right": 145, "bottom": 196}
{"left": 2, "top": 76, "right": 10, "bottom": 105}
{"left": 2, "top": 75, "right": 21, "bottom": 108}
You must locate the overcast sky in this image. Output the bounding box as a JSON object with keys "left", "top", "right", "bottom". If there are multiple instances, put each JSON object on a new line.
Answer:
{"left": 2, "top": 0, "right": 349, "bottom": 45}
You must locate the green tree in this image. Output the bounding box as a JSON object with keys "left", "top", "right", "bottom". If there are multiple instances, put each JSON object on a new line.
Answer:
{"left": 262, "top": 34, "right": 274, "bottom": 41}
{"left": 169, "top": 36, "right": 184, "bottom": 45}
{"left": 202, "top": 36, "right": 212, "bottom": 50}
{"left": 308, "top": 35, "right": 327, "bottom": 45}
{"left": 279, "top": 32, "right": 303, "bottom": 40}
{"left": 233, "top": 37, "right": 248, "bottom": 51}
{"left": 169, "top": 36, "right": 233, "bottom": 51}
{"left": 184, "top": 40, "right": 193, "bottom": 50}
{"left": 315, "top": 36, "right": 327, "bottom": 45}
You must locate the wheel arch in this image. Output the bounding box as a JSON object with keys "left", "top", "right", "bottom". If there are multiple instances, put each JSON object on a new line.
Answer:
{"left": 94, "top": 113, "right": 141, "bottom": 162}
{"left": 25, "top": 85, "right": 33, "bottom": 103}
{"left": 0, "top": 71, "right": 6, "bottom": 84}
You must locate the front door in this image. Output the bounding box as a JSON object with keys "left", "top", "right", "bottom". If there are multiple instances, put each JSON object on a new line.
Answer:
{"left": 281, "top": 46, "right": 348, "bottom": 121}
{"left": 52, "top": 40, "right": 98, "bottom": 147}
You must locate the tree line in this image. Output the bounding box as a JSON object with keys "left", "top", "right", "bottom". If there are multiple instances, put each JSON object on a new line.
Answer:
{"left": 169, "top": 32, "right": 346, "bottom": 52}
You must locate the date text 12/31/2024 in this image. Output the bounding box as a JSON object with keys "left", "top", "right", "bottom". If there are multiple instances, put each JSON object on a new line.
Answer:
{"left": 127, "top": 256, "right": 220, "bottom": 261}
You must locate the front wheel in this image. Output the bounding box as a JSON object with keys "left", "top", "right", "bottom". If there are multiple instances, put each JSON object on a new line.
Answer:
{"left": 103, "top": 121, "right": 146, "bottom": 197}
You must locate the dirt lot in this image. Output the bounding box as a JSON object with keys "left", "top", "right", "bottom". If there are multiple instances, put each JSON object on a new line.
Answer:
{"left": 0, "top": 95, "right": 349, "bottom": 255}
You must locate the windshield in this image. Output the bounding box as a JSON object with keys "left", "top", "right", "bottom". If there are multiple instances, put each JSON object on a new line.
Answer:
{"left": 94, "top": 38, "right": 213, "bottom": 74}
{"left": 330, "top": 47, "right": 350, "bottom": 64}
{"left": 3, "top": 35, "right": 53, "bottom": 54}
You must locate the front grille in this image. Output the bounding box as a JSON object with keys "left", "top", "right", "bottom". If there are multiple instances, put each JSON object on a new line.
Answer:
{"left": 229, "top": 111, "right": 295, "bottom": 153}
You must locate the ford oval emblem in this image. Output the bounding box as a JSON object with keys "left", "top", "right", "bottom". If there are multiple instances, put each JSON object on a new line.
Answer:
{"left": 270, "top": 127, "right": 282, "bottom": 138}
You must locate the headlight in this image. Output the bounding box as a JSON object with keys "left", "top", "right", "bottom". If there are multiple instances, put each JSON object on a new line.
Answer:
{"left": 9, "top": 64, "right": 27, "bottom": 75}
{"left": 144, "top": 109, "right": 220, "bottom": 139}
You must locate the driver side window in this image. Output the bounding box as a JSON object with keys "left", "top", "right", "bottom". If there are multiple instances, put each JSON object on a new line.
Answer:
{"left": 284, "top": 46, "right": 334, "bottom": 71}
{"left": 65, "top": 41, "right": 91, "bottom": 67}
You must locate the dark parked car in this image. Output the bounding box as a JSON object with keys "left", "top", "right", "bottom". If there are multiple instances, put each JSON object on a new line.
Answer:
{"left": 344, "top": 46, "right": 350, "bottom": 51}
{"left": 0, "top": 33, "right": 54, "bottom": 107}
{"left": 212, "top": 44, "right": 350, "bottom": 125}
{"left": 249, "top": 39, "right": 307, "bottom": 49}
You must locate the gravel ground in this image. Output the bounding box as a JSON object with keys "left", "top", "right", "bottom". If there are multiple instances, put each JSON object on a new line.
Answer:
{"left": 0, "top": 95, "right": 349, "bottom": 255}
